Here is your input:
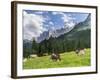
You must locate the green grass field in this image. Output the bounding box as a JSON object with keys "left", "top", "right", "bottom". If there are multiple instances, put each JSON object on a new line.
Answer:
{"left": 23, "top": 49, "right": 91, "bottom": 69}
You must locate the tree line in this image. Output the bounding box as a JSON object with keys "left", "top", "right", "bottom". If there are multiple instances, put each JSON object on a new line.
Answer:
{"left": 23, "top": 29, "right": 91, "bottom": 58}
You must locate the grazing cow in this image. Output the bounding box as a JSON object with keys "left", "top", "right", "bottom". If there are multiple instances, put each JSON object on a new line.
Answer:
{"left": 75, "top": 49, "right": 80, "bottom": 54}
{"left": 30, "top": 54, "right": 37, "bottom": 58}
{"left": 51, "top": 53, "right": 61, "bottom": 61}
{"left": 79, "top": 48, "right": 85, "bottom": 55}
{"left": 75, "top": 48, "right": 85, "bottom": 56}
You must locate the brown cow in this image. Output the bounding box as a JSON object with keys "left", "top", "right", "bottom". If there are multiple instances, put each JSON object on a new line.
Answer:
{"left": 75, "top": 48, "right": 85, "bottom": 56}
{"left": 51, "top": 53, "right": 61, "bottom": 61}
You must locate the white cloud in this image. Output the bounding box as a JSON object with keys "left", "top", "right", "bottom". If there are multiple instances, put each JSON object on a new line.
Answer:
{"left": 23, "top": 11, "right": 47, "bottom": 40}
{"left": 52, "top": 12, "right": 58, "bottom": 15}
{"left": 59, "top": 12, "right": 76, "bottom": 28}
{"left": 52, "top": 12, "right": 76, "bottom": 28}
{"left": 51, "top": 26, "right": 56, "bottom": 31}
{"left": 65, "top": 22, "right": 75, "bottom": 28}
{"left": 44, "top": 15, "right": 51, "bottom": 21}
{"left": 49, "top": 21, "right": 54, "bottom": 25}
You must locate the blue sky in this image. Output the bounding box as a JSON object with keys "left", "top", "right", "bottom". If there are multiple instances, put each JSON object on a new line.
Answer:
{"left": 23, "top": 10, "right": 89, "bottom": 40}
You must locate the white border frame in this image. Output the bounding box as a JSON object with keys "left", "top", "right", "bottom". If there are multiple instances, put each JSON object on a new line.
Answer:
{"left": 16, "top": 3, "right": 97, "bottom": 77}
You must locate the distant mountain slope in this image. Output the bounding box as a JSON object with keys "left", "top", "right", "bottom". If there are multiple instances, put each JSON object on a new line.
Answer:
{"left": 64, "top": 13, "right": 91, "bottom": 40}
{"left": 35, "top": 25, "right": 75, "bottom": 43}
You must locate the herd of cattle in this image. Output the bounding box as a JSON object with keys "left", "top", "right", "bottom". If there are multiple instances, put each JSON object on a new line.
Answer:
{"left": 23, "top": 48, "right": 86, "bottom": 62}
{"left": 50, "top": 48, "right": 86, "bottom": 61}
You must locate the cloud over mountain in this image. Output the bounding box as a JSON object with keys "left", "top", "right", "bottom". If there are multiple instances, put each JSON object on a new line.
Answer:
{"left": 23, "top": 10, "right": 88, "bottom": 41}
{"left": 52, "top": 12, "right": 76, "bottom": 28}
{"left": 23, "top": 11, "right": 47, "bottom": 40}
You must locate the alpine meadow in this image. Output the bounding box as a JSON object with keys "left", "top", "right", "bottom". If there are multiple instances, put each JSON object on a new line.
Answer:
{"left": 23, "top": 10, "right": 91, "bottom": 69}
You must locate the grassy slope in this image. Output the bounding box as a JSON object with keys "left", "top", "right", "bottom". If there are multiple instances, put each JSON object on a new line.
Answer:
{"left": 23, "top": 49, "right": 91, "bottom": 69}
